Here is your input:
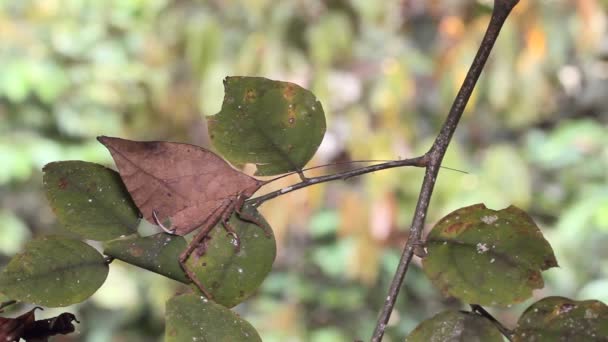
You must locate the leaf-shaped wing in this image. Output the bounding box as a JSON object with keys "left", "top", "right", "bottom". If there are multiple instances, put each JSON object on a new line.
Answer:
{"left": 97, "top": 136, "right": 262, "bottom": 235}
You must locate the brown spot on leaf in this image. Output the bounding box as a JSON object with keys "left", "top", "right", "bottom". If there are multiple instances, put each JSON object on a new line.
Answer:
{"left": 287, "top": 106, "right": 297, "bottom": 127}
{"left": 244, "top": 88, "right": 257, "bottom": 103}
{"left": 443, "top": 222, "right": 471, "bottom": 235}
{"left": 513, "top": 295, "right": 527, "bottom": 302}
{"left": 128, "top": 246, "right": 144, "bottom": 257}
{"left": 458, "top": 203, "right": 485, "bottom": 215}
{"left": 557, "top": 303, "right": 576, "bottom": 315}
{"left": 590, "top": 301, "right": 603, "bottom": 311}
{"left": 283, "top": 83, "right": 296, "bottom": 101}
{"left": 211, "top": 281, "right": 220, "bottom": 289}
{"left": 527, "top": 270, "right": 543, "bottom": 287}
{"left": 58, "top": 177, "right": 68, "bottom": 190}
{"left": 86, "top": 181, "right": 97, "bottom": 193}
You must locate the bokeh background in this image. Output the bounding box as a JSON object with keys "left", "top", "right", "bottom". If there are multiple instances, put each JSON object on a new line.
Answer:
{"left": 1, "top": 0, "right": 608, "bottom": 341}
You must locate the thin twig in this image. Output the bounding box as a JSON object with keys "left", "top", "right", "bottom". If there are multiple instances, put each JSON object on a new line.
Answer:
{"left": 470, "top": 304, "right": 514, "bottom": 341}
{"left": 246, "top": 157, "right": 426, "bottom": 206}
{"left": 371, "top": 1, "right": 520, "bottom": 340}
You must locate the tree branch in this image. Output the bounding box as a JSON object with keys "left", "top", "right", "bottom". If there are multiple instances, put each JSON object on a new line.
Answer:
{"left": 245, "top": 1, "right": 518, "bottom": 340}
{"left": 371, "top": 1, "right": 520, "bottom": 340}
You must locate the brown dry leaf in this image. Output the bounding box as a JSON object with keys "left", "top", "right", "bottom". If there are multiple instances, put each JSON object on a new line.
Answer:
{"left": 98, "top": 136, "right": 264, "bottom": 235}
{"left": 0, "top": 307, "right": 78, "bottom": 342}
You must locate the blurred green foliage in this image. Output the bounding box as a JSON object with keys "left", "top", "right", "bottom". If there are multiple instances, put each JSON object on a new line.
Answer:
{"left": 1, "top": 0, "right": 607, "bottom": 341}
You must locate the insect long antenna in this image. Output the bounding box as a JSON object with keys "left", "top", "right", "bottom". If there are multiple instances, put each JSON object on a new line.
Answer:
{"left": 259, "top": 160, "right": 468, "bottom": 186}
{"left": 261, "top": 159, "right": 396, "bottom": 185}
{"left": 439, "top": 166, "right": 468, "bottom": 174}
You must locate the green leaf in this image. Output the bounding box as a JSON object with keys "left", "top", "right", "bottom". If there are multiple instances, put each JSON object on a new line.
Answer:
{"left": 0, "top": 236, "right": 108, "bottom": 307}
{"left": 187, "top": 205, "right": 276, "bottom": 307}
{"left": 103, "top": 233, "right": 189, "bottom": 284}
{"left": 208, "top": 76, "right": 326, "bottom": 176}
{"left": 165, "top": 293, "right": 261, "bottom": 342}
{"left": 43, "top": 161, "right": 140, "bottom": 241}
{"left": 105, "top": 206, "right": 276, "bottom": 307}
{"left": 405, "top": 310, "right": 503, "bottom": 342}
{"left": 423, "top": 204, "right": 557, "bottom": 306}
{"left": 513, "top": 296, "right": 608, "bottom": 341}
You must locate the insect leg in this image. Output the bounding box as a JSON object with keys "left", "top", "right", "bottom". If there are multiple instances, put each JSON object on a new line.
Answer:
{"left": 152, "top": 210, "right": 177, "bottom": 235}
{"left": 219, "top": 201, "right": 240, "bottom": 252}
{"left": 178, "top": 201, "right": 230, "bottom": 299}
{"left": 234, "top": 195, "right": 272, "bottom": 238}
{"left": 297, "top": 169, "right": 309, "bottom": 182}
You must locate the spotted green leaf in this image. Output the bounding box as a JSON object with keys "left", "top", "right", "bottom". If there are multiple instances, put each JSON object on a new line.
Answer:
{"left": 165, "top": 293, "right": 261, "bottom": 342}
{"left": 208, "top": 76, "right": 326, "bottom": 176}
{"left": 43, "top": 161, "right": 140, "bottom": 241}
{"left": 0, "top": 236, "right": 108, "bottom": 307}
{"left": 187, "top": 205, "right": 276, "bottom": 307}
{"left": 513, "top": 297, "right": 608, "bottom": 341}
{"left": 405, "top": 310, "right": 503, "bottom": 342}
{"left": 423, "top": 204, "right": 558, "bottom": 306}
{"left": 103, "top": 233, "right": 189, "bottom": 284}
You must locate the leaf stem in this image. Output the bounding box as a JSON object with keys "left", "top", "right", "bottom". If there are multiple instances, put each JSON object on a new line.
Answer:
{"left": 470, "top": 304, "right": 514, "bottom": 341}
{"left": 371, "top": 1, "right": 519, "bottom": 340}
{"left": 0, "top": 299, "right": 17, "bottom": 311}
{"left": 104, "top": 256, "right": 115, "bottom": 265}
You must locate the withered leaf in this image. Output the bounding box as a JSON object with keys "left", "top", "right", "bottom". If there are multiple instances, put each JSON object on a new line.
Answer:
{"left": 97, "top": 136, "right": 264, "bottom": 235}
{"left": 0, "top": 307, "right": 78, "bottom": 342}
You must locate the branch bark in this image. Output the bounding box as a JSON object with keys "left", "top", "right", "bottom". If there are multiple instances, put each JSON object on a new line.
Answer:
{"left": 372, "top": 1, "right": 519, "bottom": 340}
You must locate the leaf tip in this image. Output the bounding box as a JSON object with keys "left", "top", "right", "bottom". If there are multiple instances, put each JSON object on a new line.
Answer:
{"left": 96, "top": 136, "right": 109, "bottom": 145}
{"left": 543, "top": 256, "right": 559, "bottom": 269}
{"left": 42, "top": 162, "right": 56, "bottom": 173}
